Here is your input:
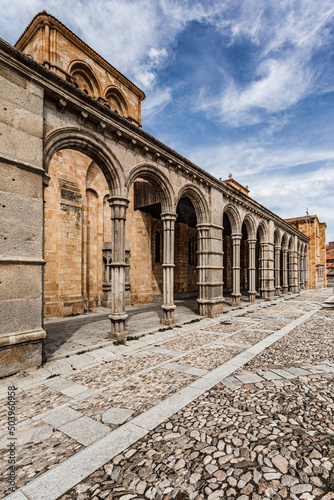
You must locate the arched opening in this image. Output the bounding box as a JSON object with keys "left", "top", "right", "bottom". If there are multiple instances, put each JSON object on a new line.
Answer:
{"left": 124, "top": 166, "right": 175, "bottom": 325}
{"left": 42, "top": 128, "right": 126, "bottom": 355}
{"left": 240, "top": 221, "right": 249, "bottom": 296}
{"left": 174, "top": 196, "right": 199, "bottom": 310}
{"left": 223, "top": 207, "right": 242, "bottom": 306}
{"left": 256, "top": 222, "right": 267, "bottom": 298}
{"left": 288, "top": 237, "right": 295, "bottom": 291}
{"left": 126, "top": 178, "right": 163, "bottom": 305}
{"left": 274, "top": 229, "right": 281, "bottom": 295}
{"left": 44, "top": 152, "right": 113, "bottom": 319}
{"left": 223, "top": 212, "right": 232, "bottom": 296}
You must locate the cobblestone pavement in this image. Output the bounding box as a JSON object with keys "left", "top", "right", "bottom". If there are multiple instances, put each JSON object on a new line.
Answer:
{"left": 1, "top": 288, "right": 333, "bottom": 500}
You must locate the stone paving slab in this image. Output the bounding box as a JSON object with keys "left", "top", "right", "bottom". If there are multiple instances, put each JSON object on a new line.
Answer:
{"left": 221, "top": 376, "right": 243, "bottom": 386}
{"left": 101, "top": 408, "right": 134, "bottom": 425}
{"left": 235, "top": 373, "right": 264, "bottom": 384}
{"left": 162, "top": 362, "right": 208, "bottom": 376}
{"left": 40, "top": 407, "right": 82, "bottom": 428}
{"left": 284, "top": 366, "right": 310, "bottom": 376}
{"left": 59, "top": 416, "right": 110, "bottom": 446}
{"left": 261, "top": 370, "right": 284, "bottom": 380}
{"left": 59, "top": 383, "right": 90, "bottom": 398}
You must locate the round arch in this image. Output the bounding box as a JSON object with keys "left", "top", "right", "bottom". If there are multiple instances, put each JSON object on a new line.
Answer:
{"left": 281, "top": 232, "right": 289, "bottom": 250}
{"left": 223, "top": 204, "right": 242, "bottom": 234}
{"left": 257, "top": 220, "right": 268, "bottom": 242}
{"left": 242, "top": 213, "right": 257, "bottom": 239}
{"left": 274, "top": 228, "right": 282, "bottom": 246}
{"left": 176, "top": 184, "right": 209, "bottom": 225}
{"left": 105, "top": 85, "right": 129, "bottom": 117}
{"left": 126, "top": 163, "right": 175, "bottom": 213}
{"left": 288, "top": 236, "right": 294, "bottom": 251}
{"left": 68, "top": 60, "right": 101, "bottom": 98}
{"left": 44, "top": 127, "right": 124, "bottom": 194}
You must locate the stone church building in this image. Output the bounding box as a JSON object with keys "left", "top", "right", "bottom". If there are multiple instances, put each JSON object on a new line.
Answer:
{"left": 0, "top": 12, "right": 325, "bottom": 377}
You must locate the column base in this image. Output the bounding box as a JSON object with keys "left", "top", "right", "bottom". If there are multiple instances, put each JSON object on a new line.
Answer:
{"left": 109, "top": 313, "right": 128, "bottom": 341}
{"left": 248, "top": 292, "right": 256, "bottom": 302}
{"left": 161, "top": 305, "right": 176, "bottom": 326}
{"left": 275, "top": 286, "right": 281, "bottom": 296}
{"left": 0, "top": 328, "right": 46, "bottom": 378}
{"left": 260, "top": 289, "right": 275, "bottom": 299}
{"left": 282, "top": 286, "right": 289, "bottom": 294}
{"left": 231, "top": 294, "right": 241, "bottom": 306}
{"left": 197, "top": 298, "right": 224, "bottom": 317}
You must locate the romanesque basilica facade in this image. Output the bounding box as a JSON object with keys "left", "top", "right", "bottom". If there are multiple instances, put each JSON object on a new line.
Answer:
{"left": 0, "top": 12, "right": 325, "bottom": 377}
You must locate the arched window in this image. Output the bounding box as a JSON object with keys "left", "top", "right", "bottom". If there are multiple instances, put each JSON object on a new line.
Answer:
{"left": 155, "top": 232, "right": 161, "bottom": 263}
{"left": 105, "top": 86, "right": 129, "bottom": 117}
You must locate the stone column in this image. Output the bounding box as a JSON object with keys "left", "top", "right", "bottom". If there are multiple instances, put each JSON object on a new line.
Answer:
{"left": 259, "top": 242, "right": 266, "bottom": 298}
{"left": 197, "top": 224, "right": 224, "bottom": 317}
{"left": 197, "top": 225, "right": 209, "bottom": 314}
{"left": 302, "top": 253, "right": 307, "bottom": 289}
{"left": 282, "top": 249, "right": 289, "bottom": 293}
{"left": 298, "top": 251, "right": 302, "bottom": 289}
{"left": 108, "top": 196, "right": 129, "bottom": 341}
{"left": 304, "top": 252, "right": 308, "bottom": 289}
{"left": 161, "top": 212, "right": 177, "bottom": 326}
{"left": 248, "top": 239, "right": 256, "bottom": 302}
{"left": 288, "top": 250, "right": 299, "bottom": 292}
{"left": 293, "top": 250, "right": 299, "bottom": 292}
{"left": 231, "top": 234, "right": 242, "bottom": 306}
{"left": 275, "top": 245, "right": 281, "bottom": 295}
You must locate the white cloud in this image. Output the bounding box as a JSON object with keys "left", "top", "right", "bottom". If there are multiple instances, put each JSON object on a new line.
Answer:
{"left": 197, "top": 0, "right": 334, "bottom": 126}
{"left": 218, "top": 57, "right": 312, "bottom": 126}
{"left": 141, "top": 87, "right": 172, "bottom": 117}
{"left": 189, "top": 140, "right": 334, "bottom": 240}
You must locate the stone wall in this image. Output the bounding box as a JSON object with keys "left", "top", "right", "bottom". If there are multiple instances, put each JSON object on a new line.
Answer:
{"left": 0, "top": 63, "right": 45, "bottom": 376}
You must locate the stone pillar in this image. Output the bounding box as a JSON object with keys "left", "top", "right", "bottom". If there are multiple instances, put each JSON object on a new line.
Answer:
{"left": 197, "top": 224, "right": 224, "bottom": 317}
{"left": 275, "top": 245, "right": 281, "bottom": 295}
{"left": 298, "top": 251, "right": 302, "bottom": 290}
{"left": 304, "top": 252, "right": 308, "bottom": 289}
{"left": 288, "top": 250, "right": 299, "bottom": 292}
{"left": 303, "top": 252, "right": 308, "bottom": 289}
{"left": 248, "top": 239, "right": 256, "bottom": 302}
{"left": 259, "top": 242, "right": 266, "bottom": 298}
{"left": 231, "top": 234, "right": 242, "bottom": 306}
{"left": 161, "top": 212, "right": 177, "bottom": 326}
{"left": 282, "top": 249, "right": 289, "bottom": 293}
{"left": 248, "top": 238, "right": 256, "bottom": 302}
{"left": 108, "top": 196, "right": 129, "bottom": 340}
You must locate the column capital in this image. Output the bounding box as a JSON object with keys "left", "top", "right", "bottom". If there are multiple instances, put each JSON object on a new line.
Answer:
{"left": 196, "top": 223, "right": 211, "bottom": 230}
{"left": 108, "top": 196, "right": 130, "bottom": 208}
{"left": 275, "top": 245, "right": 281, "bottom": 250}
{"left": 160, "top": 212, "right": 178, "bottom": 221}
{"left": 248, "top": 238, "right": 257, "bottom": 244}
{"left": 231, "top": 233, "right": 242, "bottom": 241}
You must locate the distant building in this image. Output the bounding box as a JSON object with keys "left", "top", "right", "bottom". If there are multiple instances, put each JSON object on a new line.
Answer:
{"left": 326, "top": 242, "right": 334, "bottom": 285}
{"left": 285, "top": 216, "right": 327, "bottom": 289}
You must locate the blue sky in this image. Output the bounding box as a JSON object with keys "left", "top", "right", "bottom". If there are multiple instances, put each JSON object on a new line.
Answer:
{"left": 1, "top": 0, "right": 334, "bottom": 241}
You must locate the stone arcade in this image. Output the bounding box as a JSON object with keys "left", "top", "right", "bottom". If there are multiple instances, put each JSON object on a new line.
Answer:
{"left": 0, "top": 12, "right": 312, "bottom": 377}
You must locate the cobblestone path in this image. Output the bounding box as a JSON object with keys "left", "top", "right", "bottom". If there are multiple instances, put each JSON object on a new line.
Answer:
{"left": 1, "top": 288, "right": 333, "bottom": 500}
